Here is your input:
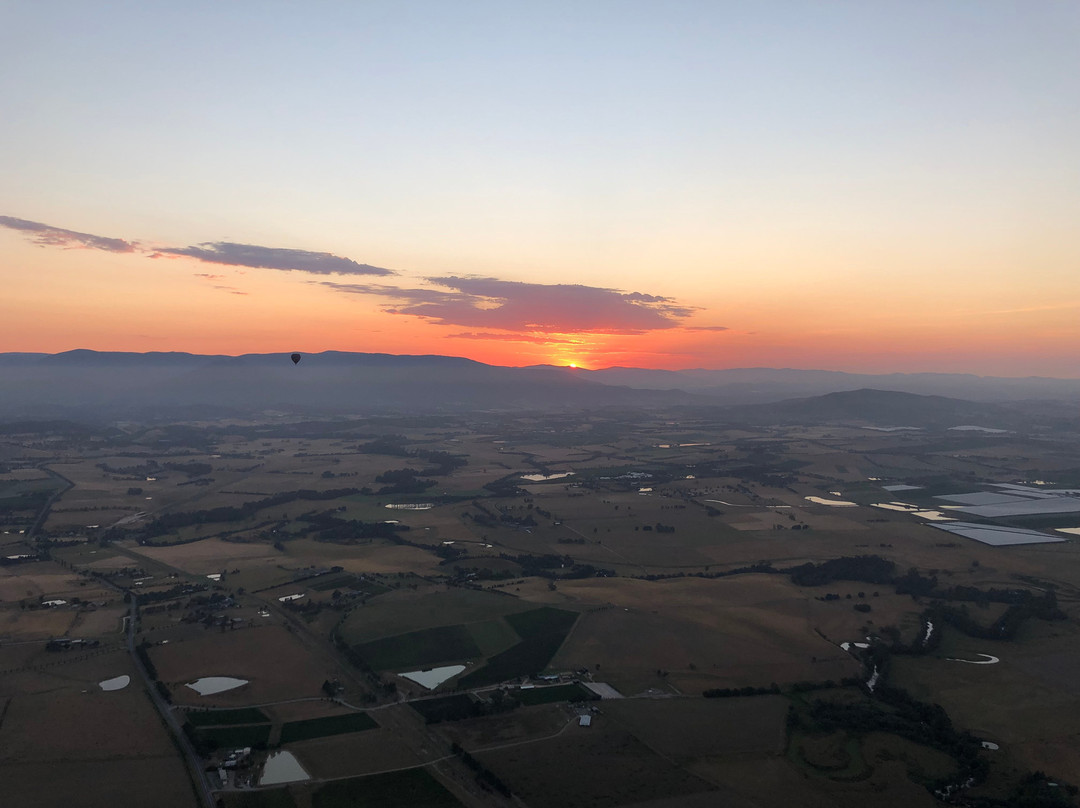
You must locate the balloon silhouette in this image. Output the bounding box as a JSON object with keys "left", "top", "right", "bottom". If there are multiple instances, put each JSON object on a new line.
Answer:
{"left": 290, "top": 353, "right": 301, "bottom": 365}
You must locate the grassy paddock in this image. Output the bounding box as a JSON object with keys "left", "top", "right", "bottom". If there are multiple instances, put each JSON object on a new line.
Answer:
{"left": 195, "top": 723, "right": 271, "bottom": 748}
{"left": 222, "top": 790, "right": 298, "bottom": 808}
{"left": 458, "top": 607, "right": 579, "bottom": 688}
{"left": 356, "top": 624, "right": 481, "bottom": 670}
{"left": 279, "top": 712, "right": 378, "bottom": 744}
{"left": 409, "top": 694, "right": 481, "bottom": 723}
{"left": 185, "top": 707, "right": 270, "bottom": 726}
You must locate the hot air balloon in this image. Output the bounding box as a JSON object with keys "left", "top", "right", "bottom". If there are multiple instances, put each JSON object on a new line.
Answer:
{"left": 290, "top": 353, "right": 301, "bottom": 365}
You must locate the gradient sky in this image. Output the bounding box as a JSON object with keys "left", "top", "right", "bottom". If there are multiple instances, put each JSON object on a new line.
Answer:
{"left": 2, "top": 1, "right": 1078, "bottom": 375}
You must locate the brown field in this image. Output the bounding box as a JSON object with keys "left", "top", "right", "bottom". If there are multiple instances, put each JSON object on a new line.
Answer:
{"left": 290, "top": 728, "right": 422, "bottom": 779}
{"left": 550, "top": 576, "right": 859, "bottom": 694}
{"left": 0, "top": 688, "right": 174, "bottom": 762}
{"left": 0, "top": 565, "right": 94, "bottom": 600}
{"left": 0, "top": 758, "right": 196, "bottom": 808}
{"left": 890, "top": 619, "right": 1080, "bottom": 777}
{"left": 281, "top": 538, "right": 444, "bottom": 576}
{"left": 66, "top": 605, "right": 126, "bottom": 638}
{"left": 476, "top": 727, "right": 717, "bottom": 808}
{"left": 439, "top": 704, "right": 571, "bottom": 750}
{"left": 602, "top": 695, "right": 789, "bottom": 761}
{"left": 0, "top": 646, "right": 136, "bottom": 696}
{"left": 150, "top": 624, "right": 346, "bottom": 705}
{"left": 0, "top": 606, "right": 77, "bottom": 639}
{"left": 0, "top": 645, "right": 196, "bottom": 807}
{"left": 690, "top": 755, "right": 939, "bottom": 808}
{"left": 132, "top": 537, "right": 282, "bottom": 571}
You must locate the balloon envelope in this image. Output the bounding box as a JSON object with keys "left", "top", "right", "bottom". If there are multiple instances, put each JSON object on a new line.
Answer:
{"left": 290, "top": 353, "right": 301, "bottom": 365}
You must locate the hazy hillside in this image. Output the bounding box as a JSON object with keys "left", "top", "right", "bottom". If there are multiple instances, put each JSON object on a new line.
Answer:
{"left": 3, "top": 351, "right": 1079, "bottom": 423}
{"left": 572, "top": 365, "right": 1080, "bottom": 403}
{"left": 0, "top": 350, "right": 701, "bottom": 420}
{"left": 720, "top": 388, "right": 1017, "bottom": 429}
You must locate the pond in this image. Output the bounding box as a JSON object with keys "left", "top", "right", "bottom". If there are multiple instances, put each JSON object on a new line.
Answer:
{"left": 99, "top": 675, "right": 130, "bottom": 691}
{"left": 520, "top": 472, "right": 573, "bottom": 482}
{"left": 186, "top": 676, "right": 249, "bottom": 695}
{"left": 260, "top": 751, "right": 310, "bottom": 785}
{"left": 399, "top": 664, "right": 466, "bottom": 689}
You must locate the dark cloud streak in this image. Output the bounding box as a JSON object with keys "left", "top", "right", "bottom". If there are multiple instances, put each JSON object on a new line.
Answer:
{"left": 0, "top": 215, "right": 135, "bottom": 253}
{"left": 156, "top": 242, "right": 394, "bottom": 276}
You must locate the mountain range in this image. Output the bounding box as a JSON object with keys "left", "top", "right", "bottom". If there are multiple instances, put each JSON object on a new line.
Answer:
{"left": 1, "top": 350, "right": 1078, "bottom": 426}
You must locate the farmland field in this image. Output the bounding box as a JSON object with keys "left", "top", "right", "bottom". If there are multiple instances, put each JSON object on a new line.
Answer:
{"left": 193, "top": 723, "right": 272, "bottom": 748}
{"left": 309, "top": 769, "right": 462, "bottom": 808}
{"left": 279, "top": 711, "right": 378, "bottom": 743}
{"left": 2, "top": 410, "right": 1080, "bottom": 806}
{"left": 476, "top": 728, "right": 717, "bottom": 808}
{"left": 457, "top": 607, "right": 579, "bottom": 687}
{"left": 149, "top": 624, "right": 344, "bottom": 705}
{"left": 185, "top": 707, "right": 270, "bottom": 726}
{"left": 355, "top": 624, "right": 482, "bottom": 670}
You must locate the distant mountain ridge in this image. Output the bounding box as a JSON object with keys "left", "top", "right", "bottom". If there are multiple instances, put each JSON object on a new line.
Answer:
{"left": 563, "top": 365, "right": 1080, "bottom": 403}
{"left": 1, "top": 350, "right": 1078, "bottom": 422}
{"left": 719, "top": 388, "right": 1014, "bottom": 429}
{"left": 0, "top": 350, "right": 701, "bottom": 420}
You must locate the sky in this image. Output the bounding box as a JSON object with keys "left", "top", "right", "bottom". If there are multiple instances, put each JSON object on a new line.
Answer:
{"left": 2, "top": 1, "right": 1079, "bottom": 376}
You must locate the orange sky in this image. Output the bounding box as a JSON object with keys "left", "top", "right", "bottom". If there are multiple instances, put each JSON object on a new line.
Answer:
{"left": 3, "top": 227, "right": 1078, "bottom": 376}
{"left": 3, "top": 4, "right": 1079, "bottom": 377}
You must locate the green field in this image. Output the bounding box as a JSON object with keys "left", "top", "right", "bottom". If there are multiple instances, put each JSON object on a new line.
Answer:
{"left": 279, "top": 712, "right": 379, "bottom": 744}
{"left": 338, "top": 587, "right": 535, "bottom": 646}
{"left": 409, "top": 694, "right": 482, "bottom": 723}
{"left": 356, "top": 624, "right": 482, "bottom": 670}
{"left": 465, "top": 618, "right": 522, "bottom": 656}
{"left": 311, "top": 768, "right": 462, "bottom": 808}
{"left": 458, "top": 607, "right": 579, "bottom": 688}
{"left": 223, "top": 790, "right": 297, "bottom": 808}
{"left": 185, "top": 707, "right": 270, "bottom": 727}
{"left": 308, "top": 573, "right": 361, "bottom": 591}
{"left": 194, "top": 724, "right": 271, "bottom": 749}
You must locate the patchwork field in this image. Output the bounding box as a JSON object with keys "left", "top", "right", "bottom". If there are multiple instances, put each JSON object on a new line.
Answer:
{"left": 150, "top": 624, "right": 344, "bottom": 705}
{"left": 2, "top": 411, "right": 1079, "bottom": 806}
{"left": 476, "top": 727, "right": 717, "bottom": 808}
{"left": 0, "top": 649, "right": 197, "bottom": 807}
{"left": 550, "top": 576, "right": 859, "bottom": 694}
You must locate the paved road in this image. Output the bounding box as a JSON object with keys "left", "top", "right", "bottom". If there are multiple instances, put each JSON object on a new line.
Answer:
{"left": 122, "top": 592, "right": 217, "bottom": 808}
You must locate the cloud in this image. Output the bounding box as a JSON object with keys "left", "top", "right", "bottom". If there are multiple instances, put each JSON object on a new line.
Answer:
{"left": 156, "top": 242, "right": 394, "bottom": 276}
{"left": 316, "top": 281, "right": 465, "bottom": 302}
{"left": 446, "top": 332, "right": 584, "bottom": 345}
{"left": 319, "top": 276, "right": 695, "bottom": 334}
{"left": 680, "top": 325, "right": 729, "bottom": 332}
{"left": 0, "top": 215, "right": 135, "bottom": 253}
{"left": 2, "top": 215, "right": 392, "bottom": 280}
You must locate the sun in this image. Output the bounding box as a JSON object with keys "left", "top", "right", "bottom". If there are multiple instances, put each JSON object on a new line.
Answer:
{"left": 569, "top": 362, "right": 577, "bottom": 368}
